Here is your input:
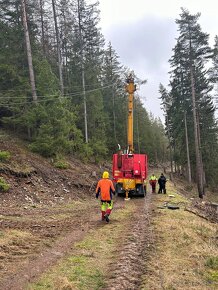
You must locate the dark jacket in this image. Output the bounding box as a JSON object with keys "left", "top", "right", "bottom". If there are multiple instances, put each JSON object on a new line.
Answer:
{"left": 158, "top": 175, "right": 166, "bottom": 185}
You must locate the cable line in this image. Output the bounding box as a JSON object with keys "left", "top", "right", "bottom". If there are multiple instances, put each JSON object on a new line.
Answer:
{"left": 0, "top": 84, "right": 114, "bottom": 106}
{"left": 0, "top": 83, "right": 113, "bottom": 100}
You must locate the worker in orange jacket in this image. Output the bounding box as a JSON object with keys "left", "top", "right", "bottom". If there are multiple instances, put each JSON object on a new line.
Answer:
{"left": 96, "top": 171, "right": 115, "bottom": 222}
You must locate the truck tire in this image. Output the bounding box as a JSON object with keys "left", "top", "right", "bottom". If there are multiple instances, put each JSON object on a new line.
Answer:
{"left": 136, "top": 184, "right": 145, "bottom": 197}
{"left": 115, "top": 183, "right": 125, "bottom": 196}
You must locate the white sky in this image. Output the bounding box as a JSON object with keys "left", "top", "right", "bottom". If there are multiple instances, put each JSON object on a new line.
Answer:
{"left": 88, "top": 0, "right": 218, "bottom": 121}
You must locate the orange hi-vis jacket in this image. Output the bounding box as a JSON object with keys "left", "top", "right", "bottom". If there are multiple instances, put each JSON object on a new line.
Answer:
{"left": 96, "top": 179, "right": 115, "bottom": 201}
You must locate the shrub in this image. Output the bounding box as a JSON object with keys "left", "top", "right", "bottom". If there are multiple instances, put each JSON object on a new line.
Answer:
{"left": 27, "top": 100, "right": 84, "bottom": 157}
{"left": 205, "top": 256, "right": 218, "bottom": 270}
{"left": 78, "top": 143, "right": 94, "bottom": 162}
{"left": 0, "top": 177, "right": 10, "bottom": 192}
{"left": 0, "top": 151, "right": 11, "bottom": 162}
{"left": 53, "top": 160, "right": 69, "bottom": 169}
{"left": 89, "top": 138, "right": 108, "bottom": 163}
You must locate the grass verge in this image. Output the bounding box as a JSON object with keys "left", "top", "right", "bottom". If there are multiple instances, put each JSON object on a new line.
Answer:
{"left": 141, "top": 181, "right": 218, "bottom": 290}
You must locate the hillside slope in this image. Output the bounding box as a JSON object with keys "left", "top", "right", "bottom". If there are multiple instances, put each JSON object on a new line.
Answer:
{"left": 0, "top": 131, "right": 103, "bottom": 207}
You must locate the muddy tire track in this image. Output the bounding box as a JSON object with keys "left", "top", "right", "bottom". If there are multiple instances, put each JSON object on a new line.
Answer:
{"left": 105, "top": 193, "right": 153, "bottom": 290}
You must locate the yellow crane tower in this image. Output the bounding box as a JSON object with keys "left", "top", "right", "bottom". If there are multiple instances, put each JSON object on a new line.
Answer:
{"left": 126, "top": 74, "right": 136, "bottom": 154}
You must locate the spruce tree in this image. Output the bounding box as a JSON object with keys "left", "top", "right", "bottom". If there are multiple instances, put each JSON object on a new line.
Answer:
{"left": 167, "top": 8, "right": 217, "bottom": 195}
{"left": 68, "top": 0, "right": 107, "bottom": 157}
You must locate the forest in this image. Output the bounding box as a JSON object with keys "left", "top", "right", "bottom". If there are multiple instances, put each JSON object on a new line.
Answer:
{"left": 159, "top": 8, "right": 218, "bottom": 195}
{"left": 0, "top": 0, "right": 168, "bottom": 165}
{"left": 0, "top": 1, "right": 218, "bottom": 194}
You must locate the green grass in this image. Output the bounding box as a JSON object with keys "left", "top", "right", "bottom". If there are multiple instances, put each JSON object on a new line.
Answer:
{"left": 205, "top": 256, "right": 218, "bottom": 270}
{"left": 30, "top": 256, "right": 105, "bottom": 290}
{"left": 205, "top": 271, "right": 218, "bottom": 284}
{"left": 205, "top": 256, "right": 218, "bottom": 284}
{"left": 0, "top": 150, "right": 11, "bottom": 162}
{"left": 53, "top": 160, "right": 70, "bottom": 170}
{"left": 0, "top": 177, "right": 10, "bottom": 192}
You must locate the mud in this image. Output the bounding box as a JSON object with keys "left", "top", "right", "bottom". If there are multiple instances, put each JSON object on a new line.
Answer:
{"left": 0, "top": 193, "right": 155, "bottom": 290}
{"left": 105, "top": 195, "right": 153, "bottom": 290}
{"left": 0, "top": 199, "right": 100, "bottom": 290}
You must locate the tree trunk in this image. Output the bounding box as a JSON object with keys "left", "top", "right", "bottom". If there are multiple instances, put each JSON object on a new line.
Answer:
{"left": 196, "top": 110, "right": 206, "bottom": 186}
{"left": 15, "top": 1, "right": 21, "bottom": 26}
{"left": 51, "top": 0, "right": 64, "bottom": 95}
{"left": 82, "top": 63, "right": 88, "bottom": 143}
{"left": 155, "top": 150, "right": 158, "bottom": 165}
{"left": 62, "top": 11, "right": 70, "bottom": 90}
{"left": 166, "top": 114, "right": 173, "bottom": 179}
{"left": 109, "top": 46, "right": 117, "bottom": 143}
{"left": 112, "top": 87, "right": 117, "bottom": 142}
{"left": 77, "top": 0, "right": 88, "bottom": 143}
{"left": 39, "top": 0, "right": 46, "bottom": 55}
{"left": 173, "top": 144, "right": 176, "bottom": 173}
{"left": 184, "top": 111, "right": 192, "bottom": 183}
{"left": 21, "top": 0, "right": 37, "bottom": 102}
{"left": 190, "top": 66, "right": 204, "bottom": 198}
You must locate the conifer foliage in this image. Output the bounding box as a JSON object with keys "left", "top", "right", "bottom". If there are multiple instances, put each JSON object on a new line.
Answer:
{"left": 161, "top": 8, "right": 218, "bottom": 193}
{"left": 0, "top": 0, "right": 167, "bottom": 164}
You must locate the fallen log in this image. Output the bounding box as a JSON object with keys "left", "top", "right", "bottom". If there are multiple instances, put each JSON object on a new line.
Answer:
{"left": 185, "top": 207, "right": 217, "bottom": 223}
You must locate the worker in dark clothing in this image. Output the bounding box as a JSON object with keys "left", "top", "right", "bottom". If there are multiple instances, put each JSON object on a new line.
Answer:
{"left": 96, "top": 171, "right": 115, "bottom": 222}
{"left": 158, "top": 173, "right": 167, "bottom": 194}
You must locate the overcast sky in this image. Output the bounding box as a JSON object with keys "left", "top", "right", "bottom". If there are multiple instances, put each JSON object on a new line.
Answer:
{"left": 89, "top": 0, "right": 217, "bottom": 121}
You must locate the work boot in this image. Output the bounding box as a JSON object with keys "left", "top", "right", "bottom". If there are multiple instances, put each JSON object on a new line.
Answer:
{"left": 101, "top": 211, "right": 106, "bottom": 221}
{"left": 104, "top": 213, "right": 110, "bottom": 223}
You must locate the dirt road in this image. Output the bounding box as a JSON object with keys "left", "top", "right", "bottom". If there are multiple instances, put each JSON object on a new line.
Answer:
{"left": 0, "top": 193, "right": 154, "bottom": 290}
{"left": 1, "top": 186, "right": 218, "bottom": 290}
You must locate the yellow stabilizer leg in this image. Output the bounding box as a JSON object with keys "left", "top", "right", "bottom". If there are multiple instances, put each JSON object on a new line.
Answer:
{"left": 125, "top": 190, "right": 130, "bottom": 201}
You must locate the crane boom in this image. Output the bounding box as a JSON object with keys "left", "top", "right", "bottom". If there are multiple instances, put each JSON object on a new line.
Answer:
{"left": 126, "top": 75, "right": 136, "bottom": 153}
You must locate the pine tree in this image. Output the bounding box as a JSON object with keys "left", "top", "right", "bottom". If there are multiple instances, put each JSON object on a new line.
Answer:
{"left": 210, "top": 36, "right": 218, "bottom": 99}
{"left": 70, "top": 0, "right": 106, "bottom": 148}
{"left": 159, "top": 84, "right": 174, "bottom": 177}
{"left": 51, "top": 0, "right": 64, "bottom": 95}
{"left": 167, "top": 8, "right": 217, "bottom": 195}
{"left": 21, "top": 0, "right": 37, "bottom": 102}
{"left": 0, "top": 0, "right": 32, "bottom": 116}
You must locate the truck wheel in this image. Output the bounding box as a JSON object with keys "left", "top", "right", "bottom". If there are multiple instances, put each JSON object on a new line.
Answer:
{"left": 136, "top": 184, "right": 145, "bottom": 197}
{"left": 115, "top": 183, "right": 124, "bottom": 196}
